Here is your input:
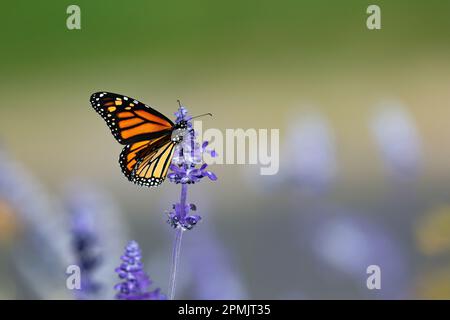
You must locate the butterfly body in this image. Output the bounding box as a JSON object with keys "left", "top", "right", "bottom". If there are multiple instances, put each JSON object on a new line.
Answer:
{"left": 90, "top": 92, "right": 189, "bottom": 187}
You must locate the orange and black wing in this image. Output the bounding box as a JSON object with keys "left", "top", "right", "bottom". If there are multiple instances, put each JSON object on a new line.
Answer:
{"left": 90, "top": 92, "right": 174, "bottom": 144}
{"left": 119, "top": 135, "right": 176, "bottom": 187}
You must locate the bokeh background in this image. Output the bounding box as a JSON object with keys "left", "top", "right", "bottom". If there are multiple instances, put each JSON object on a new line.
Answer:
{"left": 1, "top": 0, "right": 450, "bottom": 299}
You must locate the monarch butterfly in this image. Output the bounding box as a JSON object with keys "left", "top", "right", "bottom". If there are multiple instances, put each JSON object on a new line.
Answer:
{"left": 90, "top": 92, "right": 200, "bottom": 187}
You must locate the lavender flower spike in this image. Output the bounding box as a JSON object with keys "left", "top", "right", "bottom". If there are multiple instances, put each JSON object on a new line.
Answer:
{"left": 166, "top": 103, "right": 217, "bottom": 299}
{"left": 115, "top": 241, "right": 165, "bottom": 300}
{"left": 166, "top": 106, "right": 217, "bottom": 230}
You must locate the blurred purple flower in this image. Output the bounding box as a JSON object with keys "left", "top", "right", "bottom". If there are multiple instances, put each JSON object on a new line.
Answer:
{"left": 67, "top": 192, "right": 102, "bottom": 299}
{"left": 0, "top": 146, "right": 74, "bottom": 299}
{"left": 115, "top": 241, "right": 165, "bottom": 300}
{"left": 370, "top": 101, "right": 422, "bottom": 181}
{"left": 311, "top": 213, "right": 410, "bottom": 298}
{"left": 64, "top": 182, "right": 129, "bottom": 300}
{"left": 283, "top": 111, "right": 337, "bottom": 193}
{"left": 70, "top": 222, "right": 102, "bottom": 298}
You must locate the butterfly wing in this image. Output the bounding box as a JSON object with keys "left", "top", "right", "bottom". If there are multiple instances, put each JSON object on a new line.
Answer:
{"left": 90, "top": 92, "right": 174, "bottom": 144}
{"left": 120, "top": 135, "right": 176, "bottom": 187}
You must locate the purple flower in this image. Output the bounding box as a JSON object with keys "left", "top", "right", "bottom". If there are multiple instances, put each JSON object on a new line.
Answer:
{"left": 167, "top": 202, "right": 202, "bottom": 231}
{"left": 168, "top": 163, "right": 217, "bottom": 185}
{"left": 166, "top": 103, "right": 217, "bottom": 299}
{"left": 114, "top": 241, "right": 165, "bottom": 300}
{"left": 165, "top": 105, "right": 217, "bottom": 231}
{"left": 69, "top": 208, "right": 102, "bottom": 299}
{"left": 174, "top": 106, "right": 193, "bottom": 125}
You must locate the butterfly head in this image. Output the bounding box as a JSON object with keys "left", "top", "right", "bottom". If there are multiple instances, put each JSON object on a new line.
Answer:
{"left": 171, "top": 120, "right": 190, "bottom": 143}
{"left": 176, "top": 120, "right": 189, "bottom": 130}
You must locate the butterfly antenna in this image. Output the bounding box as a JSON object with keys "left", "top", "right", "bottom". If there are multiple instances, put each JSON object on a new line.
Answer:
{"left": 191, "top": 113, "right": 213, "bottom": 120}
{"left": 177, "top": 100, "right": 212, "bottom": 119}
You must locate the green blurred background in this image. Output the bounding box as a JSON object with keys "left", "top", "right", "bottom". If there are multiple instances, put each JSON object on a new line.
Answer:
{"left": 1, "top": 0, "right": 450, "bottom": 299}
